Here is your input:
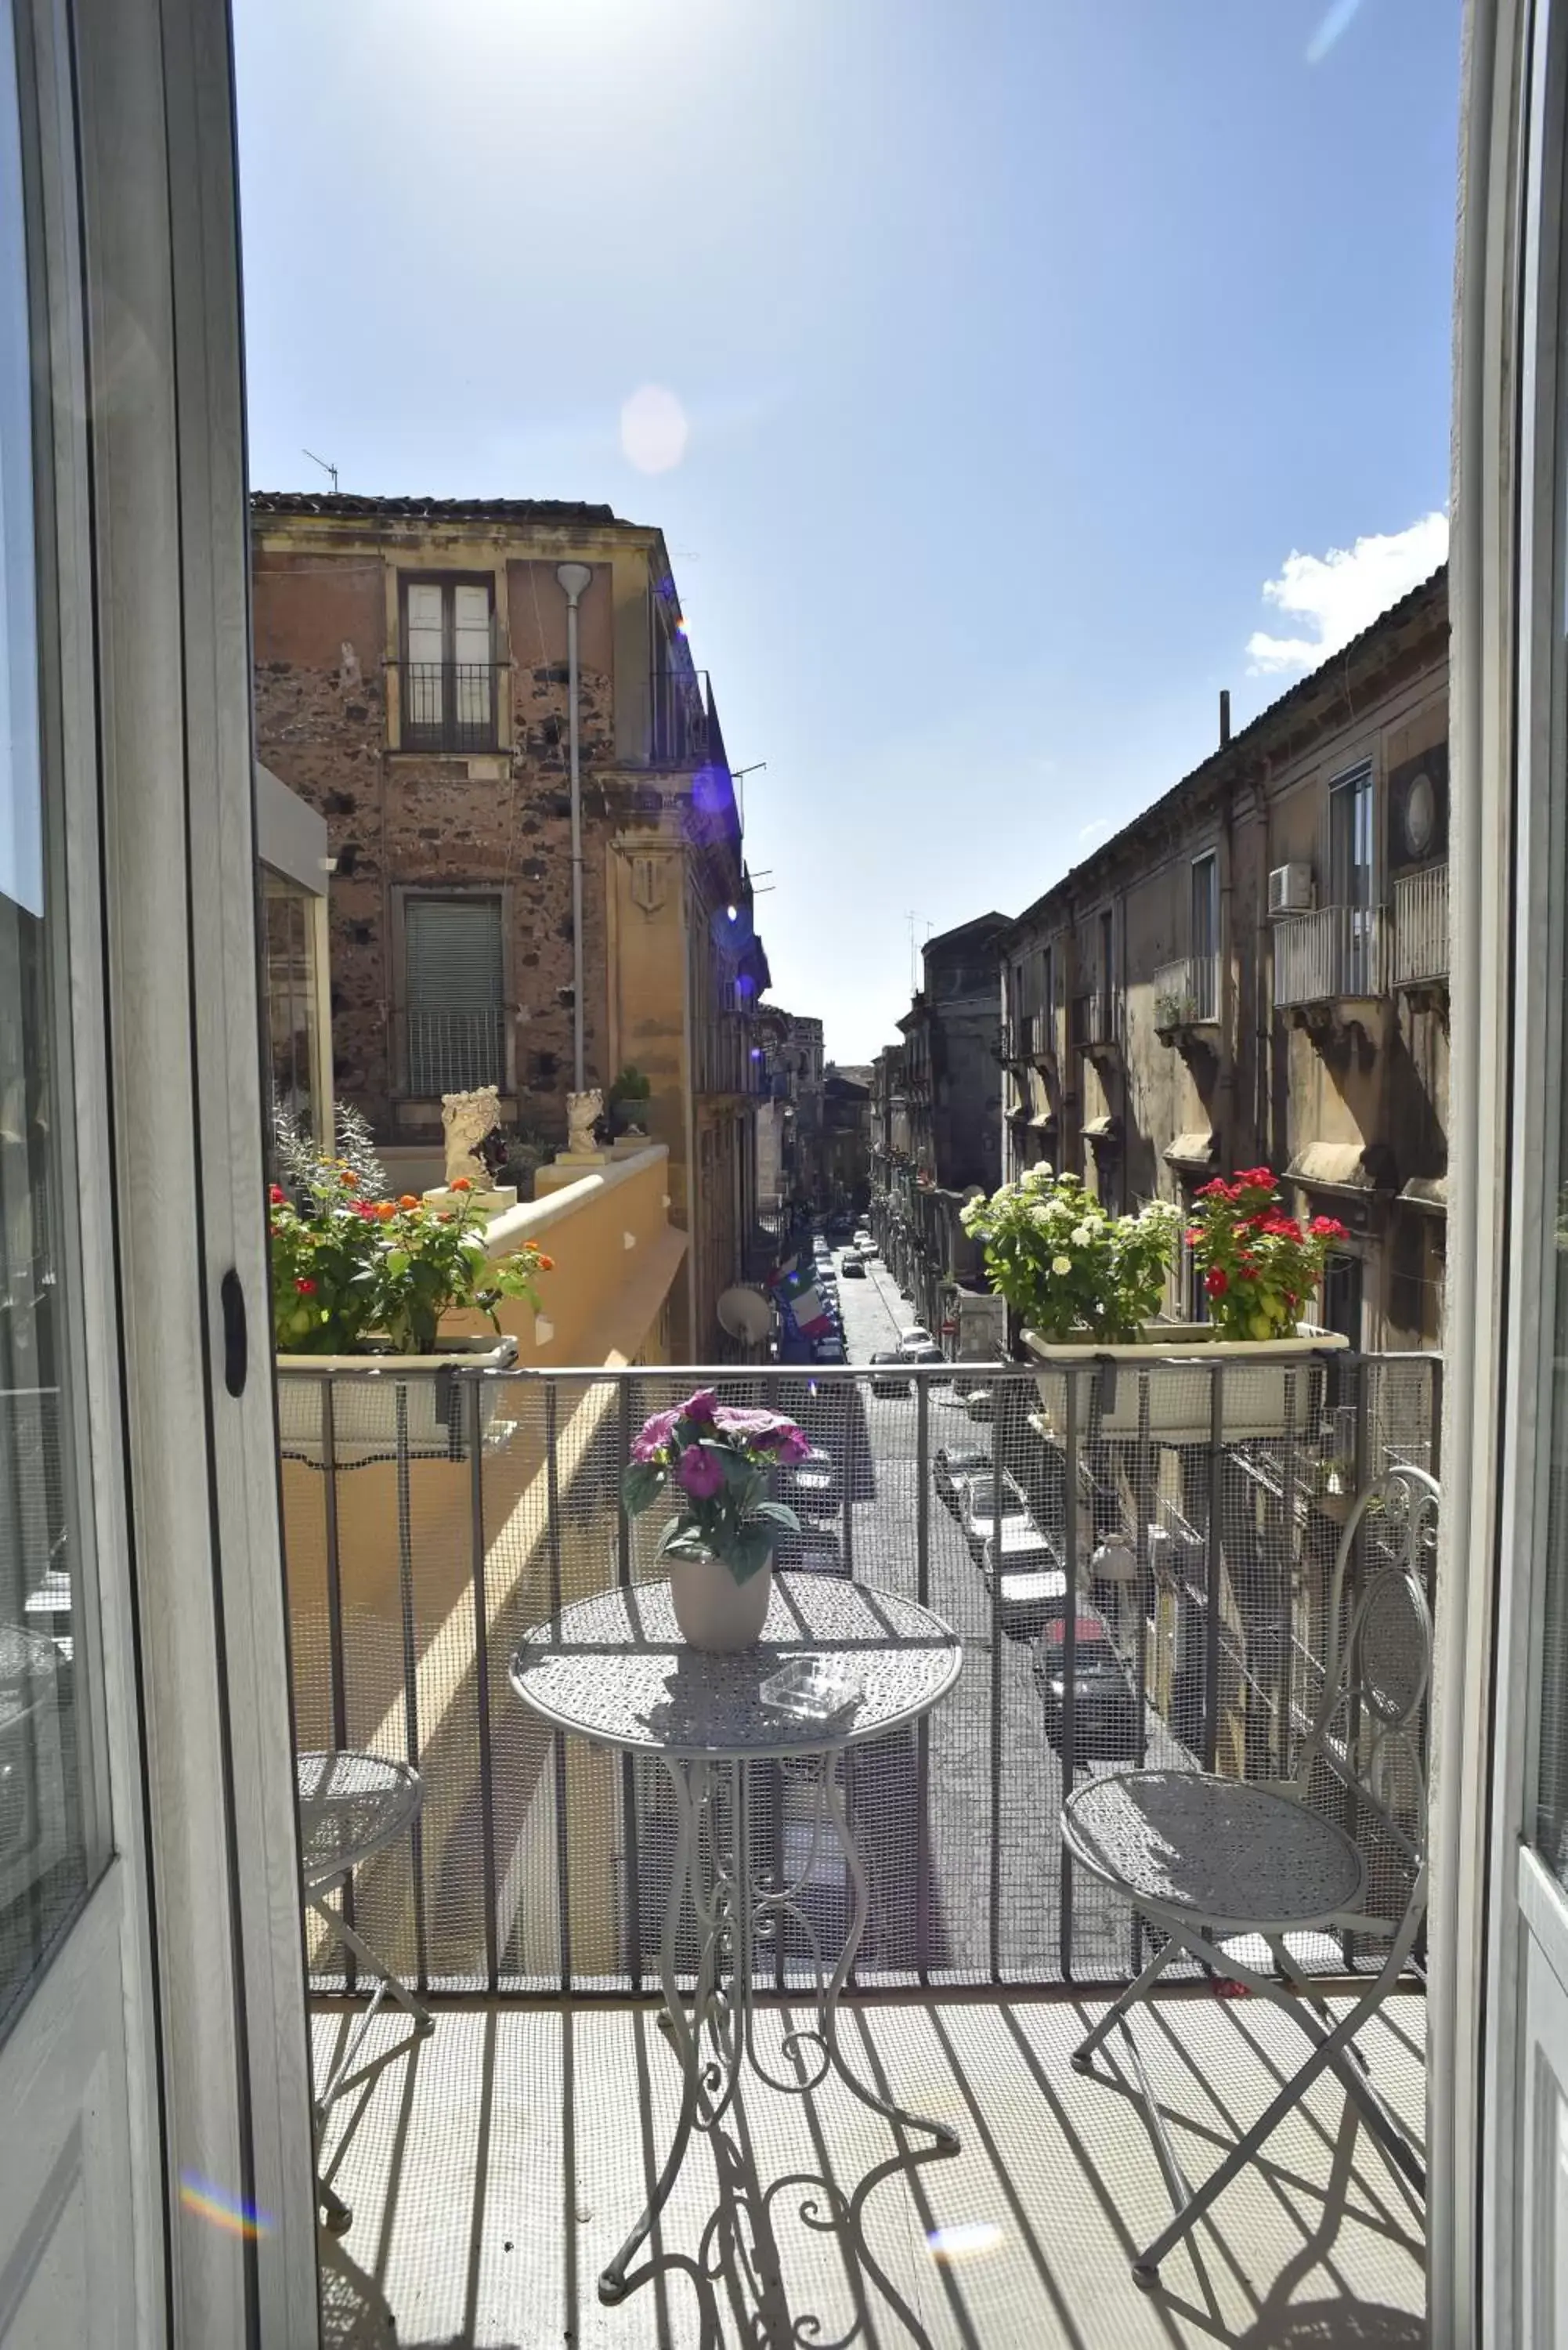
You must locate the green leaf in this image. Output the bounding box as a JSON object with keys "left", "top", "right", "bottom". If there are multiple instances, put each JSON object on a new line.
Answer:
{"left": 727, "top": 1523, "right": 775, "bottom": 1583}
{"left": 750, "top": 1500, "right": 802, "bottom": 1534}
{"left": 386, "top": 1250, "right": 410, "bottom": 1276}
{"left": 621, "top": 1461, "right": 665, "bottom": 1516}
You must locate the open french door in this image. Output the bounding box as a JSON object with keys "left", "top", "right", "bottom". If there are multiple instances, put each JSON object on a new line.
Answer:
{"left": 1, "top": 0, "right": 317, "bottom": 2340}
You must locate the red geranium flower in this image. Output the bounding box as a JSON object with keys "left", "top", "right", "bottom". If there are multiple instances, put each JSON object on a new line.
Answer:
{"left": 1205, "top": 1267, "right": 1229, "bottom": 1297}
{"left": 1310, "top": 1214, "right": 1348, "bottom": 1239}
{"left": 269, "top": 1183, "right": 286, "bottom": 1205}
{"left": 294, "top": 1277, "right": 316, "bottom": 1296}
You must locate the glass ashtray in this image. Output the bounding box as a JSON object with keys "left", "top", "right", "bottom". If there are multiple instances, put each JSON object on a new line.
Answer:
{"left": 759, "top": 1656, "right": 863, "bottom": 1724}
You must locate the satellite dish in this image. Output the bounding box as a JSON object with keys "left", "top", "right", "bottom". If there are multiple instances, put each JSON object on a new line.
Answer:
{"left": 717, "top": 1285, "right": 772, "bottom": 1343}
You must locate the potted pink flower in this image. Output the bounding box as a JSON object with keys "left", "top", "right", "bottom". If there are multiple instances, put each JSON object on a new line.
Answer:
{"left": 622, "top": 1390, "right": 810, "bottom": 1650}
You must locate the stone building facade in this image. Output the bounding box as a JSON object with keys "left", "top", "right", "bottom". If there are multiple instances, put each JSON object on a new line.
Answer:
{"left": 999, "top": 566, "right": 1449, "bottom": 1350}
{"left": 872, "top": 914, "right": 1008, "bottom": 1340}
{"left": 250, "top": 490, "right": 768, "bottom": 1358}
{"left": 820, "top": 1065, "right": 873, "bottom": 1215}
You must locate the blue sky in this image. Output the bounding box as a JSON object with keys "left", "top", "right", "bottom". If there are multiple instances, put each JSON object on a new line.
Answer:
{"left": 234, "top": 0, "right": 1461, "bottom": 1061}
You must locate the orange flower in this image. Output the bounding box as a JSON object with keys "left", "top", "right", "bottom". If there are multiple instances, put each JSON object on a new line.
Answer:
{"left": 339, "top": 1171, "right": 359, "bottom": 1193}
{"left": 536, "top": 1252, "right": 555, "bottom": 1272}
{"left": 374, "top": 1200, "right": 397, "bottom": 1221}
{"left": 399, "top": 1193, "right": 420, "bottom": 1210}
{"left": 450, "top": 1176, "right": 473, "bottom": 1193}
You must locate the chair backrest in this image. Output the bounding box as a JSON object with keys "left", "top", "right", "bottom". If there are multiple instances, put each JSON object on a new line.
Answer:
{"left": 1292, "top": 1462, "right": 1437, "bottom": 1909}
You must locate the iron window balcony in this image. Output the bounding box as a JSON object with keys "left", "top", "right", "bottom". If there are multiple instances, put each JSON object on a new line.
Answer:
{"left": 1274, "top": 904, "right": 1389, "bottom": 1008}
{"left": 396, "top": 659, "right": 503, "bottom": 753}
{"left": 1392, "top": 862, "right": 1450, "bottom": 987}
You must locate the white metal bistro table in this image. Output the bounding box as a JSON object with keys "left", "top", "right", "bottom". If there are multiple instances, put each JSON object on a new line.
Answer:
{"left": 509, "top": 1571, "right": 963, "bottom": 2305}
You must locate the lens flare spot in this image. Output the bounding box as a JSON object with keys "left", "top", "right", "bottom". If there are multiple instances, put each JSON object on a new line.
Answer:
{"left": 179, "top": 2171, "right": 273, "bottom": 2239}
{"left": 927, "top": 2221, "right": 1003, "bottom": 2262}
{"left": 1306, "top": 0, "right": 1366, "bottom": 63}
{"left": 620, "top": 384, "right": 688, "bottom": 474}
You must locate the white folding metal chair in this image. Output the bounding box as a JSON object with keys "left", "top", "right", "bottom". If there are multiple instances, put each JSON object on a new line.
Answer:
{"left": 1061, "top": 1462, "right": 1435, "bottom": 2287}
{"left": 297, "top": 1749, "right": 434, "bottom": 2234}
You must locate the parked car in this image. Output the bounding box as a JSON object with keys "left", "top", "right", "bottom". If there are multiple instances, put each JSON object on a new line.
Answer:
{"left": 840, "top": 1252, "right": 867, "bottom": 1278}
{"left": 777, "top": 1444, "right": 841, "bottom": 1516}
{"left": 934, "top": 1444, "right": 992, "bottom": 1512}
{"left": 1033, "top": 1607, "right": 1143, "bottom": 1759}
{"left": 860, "top": 1240, "right": 880, "bottom": 1260}
{"left": 898, "top": 1325, "right": 934, "bottom": 1350}
{"left": 869, "top": 1350, "right": 910, "bottom": 1396}
{"left": 982, "top": 1520, "right": 1068, "bottom": 1635}
{"left": 959, "top": 1466, "right": 1033, "bottom": 1547}
{"left": 901, "top": 1343, "right": 946, "bottom": 1376}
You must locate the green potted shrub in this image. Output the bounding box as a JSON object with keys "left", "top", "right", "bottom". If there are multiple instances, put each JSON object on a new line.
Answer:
{"left": 606, "top": 1065, "right": 653, "bottom": 1138}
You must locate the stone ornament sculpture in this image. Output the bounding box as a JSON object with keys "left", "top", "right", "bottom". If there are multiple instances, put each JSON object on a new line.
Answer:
{"left": 566, "top": 1088, "right": 604, "bottom": 1157}
{"left": 442, "top": 1086, "right": 501, "bottom": 1190}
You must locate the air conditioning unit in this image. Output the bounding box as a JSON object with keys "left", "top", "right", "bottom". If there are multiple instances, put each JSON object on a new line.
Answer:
{"left": 1268, "top": 862, "right": 1314, "bottom": 918}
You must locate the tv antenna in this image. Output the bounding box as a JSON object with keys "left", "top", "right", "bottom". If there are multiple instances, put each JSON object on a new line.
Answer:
{"left": 731, "top": 761, "right": 767, "bottom": 824}
{"left": 303, "top": 448, "right": 339, "bottom": 494}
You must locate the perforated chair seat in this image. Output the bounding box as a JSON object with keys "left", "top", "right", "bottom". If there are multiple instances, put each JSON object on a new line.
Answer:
{"left": 1064, "top": 1769, "right": 1366, "bottom": 1936}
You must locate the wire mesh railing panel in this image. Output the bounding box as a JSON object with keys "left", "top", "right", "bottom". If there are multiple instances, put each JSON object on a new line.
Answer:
{"left": 276, "top": 1351, "right": 1440, "bottom": 1997}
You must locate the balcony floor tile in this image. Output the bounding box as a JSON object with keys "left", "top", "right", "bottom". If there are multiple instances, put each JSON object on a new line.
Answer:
{"left": 313, "top": 1990, "right": 1425, "bottom": 2348}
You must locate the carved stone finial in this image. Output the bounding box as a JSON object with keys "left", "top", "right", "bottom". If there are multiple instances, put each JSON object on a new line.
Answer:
{"left": 565, "top": 1089, "right": 604, "bottom": 1157}
{"left": 441, "top": 1086, "right": 501, "bottom": 1189}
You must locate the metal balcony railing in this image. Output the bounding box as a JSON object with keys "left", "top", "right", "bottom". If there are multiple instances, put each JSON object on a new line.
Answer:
{"left": 276, "top": 1349, "right": 1439, "bottom": 2000}
{"left": 403, "top": 1006, "right": 506, "bottom": 1097}
{"left": 1274, "top": 904, "right": 1389, "bottom": 1008}
{"left": 396, "top": 660, "right": 501, "bottom": 753}
{"left": 1153, "top": 954, "right": 1218, "bottom": 1027}
{"left": 1393, "top": 862, "right": 1450, "bottom": 986}
{"left": 647, "top": 664, "right": 730, "bottom": 772}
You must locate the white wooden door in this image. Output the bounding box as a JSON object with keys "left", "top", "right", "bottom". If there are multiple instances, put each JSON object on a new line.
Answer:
{"left": 0, "top": 0, "right": 320, "bottom": 2339}
{"left": 1465, "top": 2, "right": 1568, "bottom": 2341}
{"left": 0, "top": 0, "right": 154, "bottom": 2331}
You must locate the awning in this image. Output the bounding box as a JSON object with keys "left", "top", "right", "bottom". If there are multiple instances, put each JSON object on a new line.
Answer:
{"left": 1399, "top": 1173, "right": 1447, "bottom": 1214}
{"left": 1164, "top": 1129, "right": 1218, "bottom": 1170}
{"left": 1285, "top": 1141, "right": 1397, "bottom": 1197}
{"left": 1083, "top": 1114, "right": 1122, "bottom": 1144}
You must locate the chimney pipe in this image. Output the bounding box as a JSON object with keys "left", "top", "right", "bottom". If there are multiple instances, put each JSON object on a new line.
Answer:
{"left": 1219, "top": 689, "right": 1232, "bottom": 747}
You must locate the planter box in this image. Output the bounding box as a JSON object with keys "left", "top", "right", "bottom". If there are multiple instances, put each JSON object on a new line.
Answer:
{"left": 1021, "top": 1325, "right": 1346, "bottom": 1443}
{"left": 275, "top": 1335, "right": 519, "bottom": 1467}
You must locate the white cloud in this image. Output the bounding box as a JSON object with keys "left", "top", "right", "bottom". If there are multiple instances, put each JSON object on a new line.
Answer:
{"left": 1077, "top": 817, "right": 1113, "bottom": 847}
{"left": 1245, "top": 512, "right": 1448, "bottom": 678}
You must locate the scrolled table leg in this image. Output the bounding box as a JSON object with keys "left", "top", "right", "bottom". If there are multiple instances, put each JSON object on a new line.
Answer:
{"left": 817, "top": 1762, "right": 959, "bottom": 2152}
{"left": 599, "top": 1757, "right": 710, "bottom": 2303}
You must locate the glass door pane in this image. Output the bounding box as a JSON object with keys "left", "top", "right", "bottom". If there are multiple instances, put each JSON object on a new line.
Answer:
{"left": 0, "top": 10, "right": 103, "bottom": 2033}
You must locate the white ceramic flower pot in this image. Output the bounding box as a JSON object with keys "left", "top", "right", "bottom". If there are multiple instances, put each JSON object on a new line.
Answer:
{"left": 1022, "top": 1325, "right": 1346, "bottom": 1441}
{"left": 274, "top": 1335, "right": 518, "bottom": 1466}
{"left": 667, "top": 1551, "right": 774, "bottom": 1652}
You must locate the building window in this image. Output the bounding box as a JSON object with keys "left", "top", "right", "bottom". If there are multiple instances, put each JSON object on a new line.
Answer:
{"left": 403, "top": 893, "right": 504, "bottom": 1096}
{"left": 262, "top": 870, "right": 324, "bottom": 1137}
{"left": 1328, "top": 761, "right": 1376, "bottom": 992}
{"left": 1321, "top": 1249, "right": 1364, "bottom": 1346}
{"left": 1097, "top": 909, "right": 1115, "bottom": 1039}
{"left": 399, "top": 577, "right": 497, "bottom": 752}
{"left": 1190, "top": 851, "right": 1218, "bottom": 1020}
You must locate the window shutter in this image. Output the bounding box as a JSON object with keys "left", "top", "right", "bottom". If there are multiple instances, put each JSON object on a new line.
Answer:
{"left": 404, "top": 896, "right": 504, "bottom": 1095}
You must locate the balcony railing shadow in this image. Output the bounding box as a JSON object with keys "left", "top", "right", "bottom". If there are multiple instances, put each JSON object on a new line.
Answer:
{"left": 310, "top": 1988, "right": 1425, "bottom": 2347}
